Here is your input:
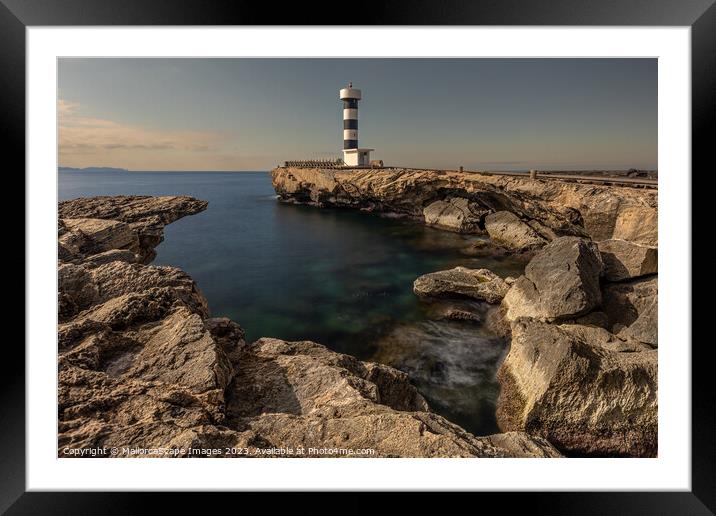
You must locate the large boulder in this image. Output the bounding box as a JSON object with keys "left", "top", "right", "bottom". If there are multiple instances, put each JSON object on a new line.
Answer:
{"left": 484, "top": 211, "right": 546, "bottom": 250}
{"left": 597, "top": 239, "right": 657, "bottom": 281}
{"left": 422, "top": 197, "right": 486, "bottom": 233}
{"left": 502, "top": 237, "right": 603, "bottom": 322}
{"left": 413, "top": 267, "right": 510, "bottom": 304}
{"left": 496, "top": 319, "right": 657, "bottom": 457}
{"left": 602, "top": 276, "right": 658, "bottom": 347}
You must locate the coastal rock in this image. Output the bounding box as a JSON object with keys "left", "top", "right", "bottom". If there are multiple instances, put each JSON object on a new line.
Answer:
{"left": 461, "top": 239, "right": 509, "bottom": 258}
{"left": 526, "top": 219, "right": 558, "bottom": 241}
{"left": 573, "top": 310, "right": 610, "bottom": 329}
{"left": 484, "top": 211, "right": 546, "bottom": 250}
{"left": 58, "top": 262, "right": 100, "bottom": 320}
{"left": 502, "top": 237, "right": 603, "bottom": 322}
{"left": 60, "top": 218, "right": 139, "bottom": 260}
{"left": 429, "top": 306, "right": 482, "bottom": 322}
{"left": 422, "top": 299, "right": 489, "bottom": 323}
{"left": 496, "top": 318, "right": 657, "bottom": 457}
{"left": 59, "top": 195, "right": 208, "bottom": 263}
{"left": 422, "top": 197, "right": 485, "bottom": 233}
{"left": 58, "top": 260, "right": 208, "bottom": 322}
{"left": 58, "top": 195, "right": 209, "bottom": 226}
{"left": 59, "top": 307, "right": 234, "bottom": 398}
{"left": 58, "top": 366, "right": 250, "bottom": 457}
{"left": 413, "top": 266, "right": 510, "bottom": 304}
{"left": 271, "top": 167, "right": 657, "bottom": 245}
{"left": 597, "top": 239, "right": 657, "bottom": 281}
{"left": 602, "top": 276, "right": 658, "bottom": 347}
{"left": 82, "top": 249, "right": 137, "bottom": 268}
{"left": 484, "top": 431, "right": 562, "bottom": 458}
{"left": 612, "top": 206, "right": 658, "bottom": 246}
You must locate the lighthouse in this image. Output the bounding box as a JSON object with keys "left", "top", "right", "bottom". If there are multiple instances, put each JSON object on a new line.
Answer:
{"left": 340, "top": 82, "right": 374, "bottom": 167}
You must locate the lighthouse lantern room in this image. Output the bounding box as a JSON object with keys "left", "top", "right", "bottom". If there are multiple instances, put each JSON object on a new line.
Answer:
{"left": 340, "top": 83, "right": 374, "bottom": 167}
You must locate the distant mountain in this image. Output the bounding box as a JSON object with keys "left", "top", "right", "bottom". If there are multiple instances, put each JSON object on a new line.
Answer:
{"left": 59, "top": 166, "right": 128, "bottom": 173}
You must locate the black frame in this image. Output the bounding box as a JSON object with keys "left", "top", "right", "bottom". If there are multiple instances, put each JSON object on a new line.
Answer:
{"left": 5, "top": 0, "right": 711, "bottom": 512}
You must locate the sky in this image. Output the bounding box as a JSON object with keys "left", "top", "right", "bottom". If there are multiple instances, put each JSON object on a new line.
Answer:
{"left": 58, "top": 58, "right": 657, "bottom": 171}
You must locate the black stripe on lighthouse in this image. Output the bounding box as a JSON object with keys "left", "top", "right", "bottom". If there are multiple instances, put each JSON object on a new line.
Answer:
{"left": 343, "top": 100, "right": 358, "bottom": 149}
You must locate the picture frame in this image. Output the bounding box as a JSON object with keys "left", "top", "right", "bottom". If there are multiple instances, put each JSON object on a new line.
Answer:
{"left": 6, "top": 0, "right": 710, "bottom": 510}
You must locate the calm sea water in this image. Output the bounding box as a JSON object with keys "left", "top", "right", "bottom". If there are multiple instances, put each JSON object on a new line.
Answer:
{"left": 59, "top": 170, "right": 525, "bottom": 436}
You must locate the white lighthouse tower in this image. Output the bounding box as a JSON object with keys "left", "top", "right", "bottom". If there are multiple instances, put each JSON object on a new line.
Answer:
{"left": 340, "top": 82, "right": 373, "bottom": 167}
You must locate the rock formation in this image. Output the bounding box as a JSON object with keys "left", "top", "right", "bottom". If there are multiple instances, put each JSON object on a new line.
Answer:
{"left": 602, "top": 276, "right": 658, "bottom": 347}
{"left": 58, "top": 195, "right": 561, "bottom": 458}
{"left": 59, "top": 195, "right": 208, "bottom": 263}
{"left": 413, "top": 267, "right": 510, "bottom": 304}
{"left": 502, "top": 237, "right": 603, "bottom": 322}
{"left": 597, "top": 239, "right": 658, "bottom": 282}
{"left": 494, "top": 237, "right": 657, "bottom": 457}
{"left": 271, "top": 167, "right": 657, "bottom": 245}
{"left": 496, "top": 318, "right": 657, "bottom": 457}
{"left": 484, "top": 211, "right": 547, "bottom": 250}
{"left": 422, "top": 197, "right": 487, "bottom": 233}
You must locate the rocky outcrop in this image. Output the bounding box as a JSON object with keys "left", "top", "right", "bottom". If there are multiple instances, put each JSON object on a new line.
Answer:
{"left": 413, "top": 267, "right": 510, "bottom": 304}
{"left": 484, "top": 211, "right": 547, "bottom": 250}
{"left": 422, "top": 197, "right": 487, "bottom": 233}
{"left": 496, "top": 319, "right": 657, "bottom": 457}
{"left": 271, "top": 167, "right": 657, "bottom": 246}
{"left": 597, "top": 239, "right": 657, "bottom": 282}
{"left": 58, "top": 195, "right": 561, "bottom": 458}
{"left": 502, "top": 237, "right": 603, "bottom": 322}
{"left": 59, "top": 195, "right": 208, "bottom": 263}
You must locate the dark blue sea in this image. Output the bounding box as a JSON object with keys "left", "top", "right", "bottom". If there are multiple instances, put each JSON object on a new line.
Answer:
{"left": 59, "top": 170, "right": 526, "bottom": 436}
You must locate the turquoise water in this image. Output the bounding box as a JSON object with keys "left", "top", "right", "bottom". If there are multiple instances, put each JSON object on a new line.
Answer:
{"left": 59, "top": 170, "right": 525, "bottom": 435}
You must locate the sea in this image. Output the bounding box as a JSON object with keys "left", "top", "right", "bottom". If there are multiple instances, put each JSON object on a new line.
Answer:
{"left": 59, "top": 169, "right": 527, "bottom": 436}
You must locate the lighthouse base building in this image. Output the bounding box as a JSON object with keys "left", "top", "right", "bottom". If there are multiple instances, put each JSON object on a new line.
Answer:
{"left": 340, "top": 83, "right": 374, "bottom": 167}
{"left": 342, "top": 148, "right": 374, "bottom": 167}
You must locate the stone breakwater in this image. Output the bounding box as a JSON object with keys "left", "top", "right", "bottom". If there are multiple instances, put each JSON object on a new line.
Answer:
{"left": 57, "top": 195, "right": 561, "bottom": 458}
{"left": 272, "top": 167, "right": 658, "bottom": 457}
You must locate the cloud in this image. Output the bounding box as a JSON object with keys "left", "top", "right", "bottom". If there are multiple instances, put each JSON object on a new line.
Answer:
{"left": 58, "top": 100, "right": 227, "bottom": 168}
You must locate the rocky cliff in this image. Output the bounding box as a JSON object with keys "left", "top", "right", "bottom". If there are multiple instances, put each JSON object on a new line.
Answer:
{"left": 271, "top": 167, "right": 658, "bottom": 246}
{"left": 57, "top": 195, "right": 561, "bottom": 458}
